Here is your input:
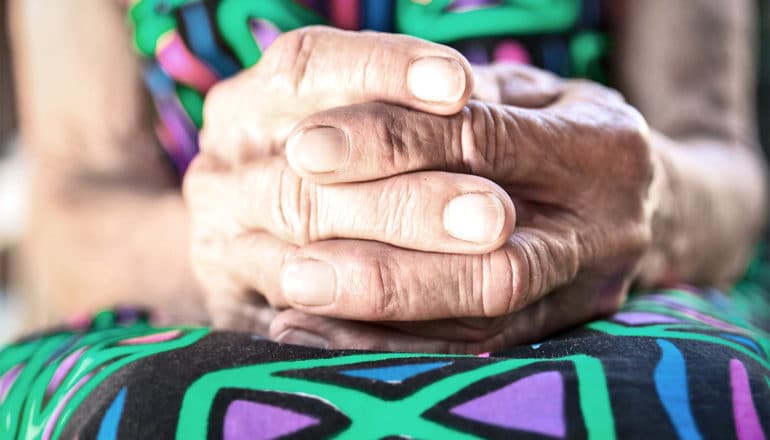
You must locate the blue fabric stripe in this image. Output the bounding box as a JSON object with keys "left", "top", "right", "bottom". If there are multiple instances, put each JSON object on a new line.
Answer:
{"left": 342, "top": 361, "right": 451, "bottom": 383}
{"left": 179, "top": 3, "right": 241, "bottom": 78}
{"left": 362, "top": 0, "right": 393, "bottom": 32}
{"left": 719, "top": 333, "right": 763, "bottom": 355}
{"left": 97, "top": 387, "right": 127, "bottom": 440}
{"left": 542, "top": 37, "right": 569, "bottom": 77}
{"left": 654, "top": 340, "right": 703, "bottom": 440}
{"left": 144, "top": 63, "right": 176, "bottom": 96}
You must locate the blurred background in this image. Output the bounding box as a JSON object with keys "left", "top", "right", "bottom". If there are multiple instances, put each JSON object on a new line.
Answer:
{"left": 0, "top": 1, "right": 768, "bottom": 344}
{"left": 0, "top": 0, "right": 25, "bottom": 343}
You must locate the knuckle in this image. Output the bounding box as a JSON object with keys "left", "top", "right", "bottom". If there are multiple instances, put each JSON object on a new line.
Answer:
{"left": 272, "top": 25, "right": 325, "bottom": 51}
{"left": 575, "top": 93, "right": 653, "bottom": 186}
{"left": 472, "top": 252, "right": 517, "bottom": 318}
{"left": 376, "top": 106, "right": 409, "bottom": 170}
{"left": 375, "top": 103, "right": 456, "bottom": 174}
{"left": 497, "top": 237, "right": 553, "bottom": 315}
{"left": 379, "top": 179, "right": 419, "bottom": 243}
{"left": 453, "top": 255, "right": 478, "bottom": 316}
{"left": 272, "top": 165, "right": 315, "bottom": 244}
{"left": 265, "top": 27, "right": 321, "bottom": 93}
{"left": 369, "top": 256, "right": 400, "bottom": 320}
{"left": 200, "top": 79, "right": 239, "bottom": 156}
{"left": 613, "top": 109, "right": 654, "bottom": 183}
{"left": 616, "top": 109, "right": 650, "bottom": 152}
{"left": 460, "top": 102, "right": 502, "bottom": 175}
{"left": 492, "top": 248, "right": 528, "bottom": 316}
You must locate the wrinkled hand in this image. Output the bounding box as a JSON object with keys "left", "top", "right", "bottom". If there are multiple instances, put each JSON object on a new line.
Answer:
{"left": 186, "top": 27, "right": 659, "bottom": 353}
{"left": 186, "top": 26, "right": 481, "bottom": 331}
{"left": 267, "top": 62, "right": 658, "bottom": 353}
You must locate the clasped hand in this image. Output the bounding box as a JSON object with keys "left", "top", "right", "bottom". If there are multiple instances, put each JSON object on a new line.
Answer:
{"left": 185, "top": 26, "right": 658, "bottom": 353}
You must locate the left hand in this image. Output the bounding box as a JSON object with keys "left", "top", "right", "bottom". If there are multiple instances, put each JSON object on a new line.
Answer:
{"left": 186, "top": 28, "right": 659, "bottom": 352}
{"left": 267, "top": 64, "right": 660, "bottom": 353}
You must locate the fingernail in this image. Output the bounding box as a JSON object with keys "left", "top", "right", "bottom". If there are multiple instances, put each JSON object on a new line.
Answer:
{"left": 408, "top": 57, "right": 466, "bottom": 103}
{"left": 282, "top": 259, "right": 337, "bottom": 306}
{"left": 444, "top": 193, "right": 505, "bottom": 244}
{"left": 275, "top": 328, "right": 328, "bottom": 349}
{"left": 287, "top": 126, "right": 349, "bottom": 174}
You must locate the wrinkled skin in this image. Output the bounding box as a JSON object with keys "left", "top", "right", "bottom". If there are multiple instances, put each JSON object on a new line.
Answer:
{"left": 12, "top": 1, "right": 764, "bottom": 334}
{"left": 186, "top": 27, "right": 660, "bottom": 353}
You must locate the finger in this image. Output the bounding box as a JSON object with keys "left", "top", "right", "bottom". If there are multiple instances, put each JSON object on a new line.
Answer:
{"left": 286, "top": 79, "right": 632, "bottom": 188}
{"left": 186, "top": 158, "right": 299, "bottom": 307}
{"left": 192, "top": 243, "right": 279, "bottom": 334}
{"left": 185, "top": 156, "right": 516, "bottom": 254}
{"left": 185, "top": 157, "right": 304, "bottom": 316}
{"left": 286, "top": 63, "right": 563, "bottom": 184}
{"left": 190, "top": 230, "right": 291, "bottom": 334}
{"left": 494, "top": 280, "right": 627, "bottom": 343}
{"left": 199, "top": 26, "right": 475, "bottom": 163}
{"left": 384, "top": 282, "right": 616, "bottom": 353}
{"left": 259, "top": 26, "right": 474, "bottom": 115}
{"left": 382, "top": 284, "right": 616, "bottom": 345}
{"left": 270, "top": 309, "right": 477, "bottom": 354}
{"left": 208, "top": 294, "right": 280, "bottom": 336}
{"left": 285, "top": 100, "right": 541, "bottom": 185}
{"left": 191, "top": 230, "right": 294, "bottom": 326}
{"left": 471, "top": 63, "right": 562, "bottom": 107}
{"left": 272, "top": 281, "right": 623, "bottom": 354}
{"left": 278, "top": 227, "right": 579, "bottom": 321}
{"left": 382, "top": 317, "right": 510, "bottom": 343}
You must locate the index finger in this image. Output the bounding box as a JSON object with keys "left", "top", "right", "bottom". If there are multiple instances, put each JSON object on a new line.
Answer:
{"left": 258, "top": 26, "right": 475, "bottom": 115}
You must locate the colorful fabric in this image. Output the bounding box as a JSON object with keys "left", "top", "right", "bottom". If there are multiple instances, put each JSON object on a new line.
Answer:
{"left": 127, "top": 0, "right": 608, "bottom": 174}
{"left": 1, "top": 287, "right": 769, "bottom": 438}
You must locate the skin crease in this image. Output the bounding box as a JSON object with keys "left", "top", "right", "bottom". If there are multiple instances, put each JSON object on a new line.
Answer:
{"left": 11, "top": 1, "right": 768, "bottom": 350}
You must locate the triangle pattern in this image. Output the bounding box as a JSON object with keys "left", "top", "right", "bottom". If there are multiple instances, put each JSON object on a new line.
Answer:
{"left": 341, "top": 361, "right": 452, "bottom": 383}
{"left": 223, "top": 400, "right": 319, "bottom": 440}
{"left": 450, "top": 371, "right": 566, "bottom": 438}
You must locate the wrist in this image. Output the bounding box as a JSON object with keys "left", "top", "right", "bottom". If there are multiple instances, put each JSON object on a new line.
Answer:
{"left": 636, "top": 135, "right": 683, "bottom": 286}
{"left": 637, "top": 133, "right": 766, "bottom": 288}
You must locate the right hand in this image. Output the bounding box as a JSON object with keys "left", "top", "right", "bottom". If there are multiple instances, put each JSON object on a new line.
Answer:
{"left": 186, "top": 26, "right": 480, "bottom": 332}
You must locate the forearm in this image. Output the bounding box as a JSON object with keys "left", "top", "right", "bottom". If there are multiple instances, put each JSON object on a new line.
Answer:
{"left": 613, "top": 0, "right": 765, "bottom": 287}
{"left": 22, "top": 175, "right": 206, "bottom": 328}
{"left": 9, "top": 0, "right": 171, "bottom": 185}
{"left": 640, "top": 133, "right": 767, "bottom": 287}
{"left": 9, "top": 0, "right": 206, "bottom": 325}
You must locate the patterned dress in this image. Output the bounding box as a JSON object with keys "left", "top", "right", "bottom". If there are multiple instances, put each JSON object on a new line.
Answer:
{"left": 1, "top": 1, "right": 769, "bottom": 438}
